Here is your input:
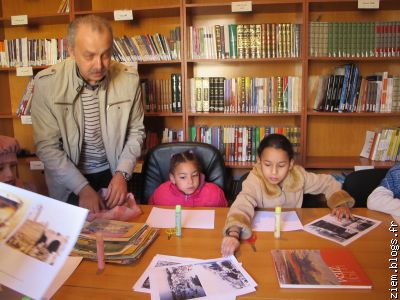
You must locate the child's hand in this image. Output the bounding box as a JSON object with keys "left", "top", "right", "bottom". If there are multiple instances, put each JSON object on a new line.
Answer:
{"left": 331, "top": 204, "right": 352, "bottom": 221}
{"left": 221, "top": 236, "right": 240, "bottom": 257}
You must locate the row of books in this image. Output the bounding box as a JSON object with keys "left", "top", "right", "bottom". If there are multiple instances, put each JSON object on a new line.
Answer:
{"left": 141, "top": 74, "right": 182, "bottom": 113}
{"left": 189, "top": 125, "right": 300, "bottom": 162}
{"left": 360, "top": 128, "right": 400, "bottom": 162}
{"left": 112, "top": 28, "right": 181, "bottom": 62}
{"left": 188, "top": 23, "right": 301, "bottom": 60}
{"left": 188, "top": 76, "right": 301, "bottom": 114}
{"left": 309, "top": 21, "right": 400, "bottom": 58}
{"left": 313, "top": 65, "right": 400, "bottom": 113}
{"left": 0, "top": 38, "right": 68, "bottom": 68}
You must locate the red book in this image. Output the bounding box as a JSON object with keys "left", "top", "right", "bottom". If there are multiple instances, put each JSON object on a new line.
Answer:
{"left": 271, "top": 249, "right": 372, "bottom": 289}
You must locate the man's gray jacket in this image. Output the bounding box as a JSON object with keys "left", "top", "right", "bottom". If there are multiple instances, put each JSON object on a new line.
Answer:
{"left": 31, "top": 58, "right": 145, "bottom": 202}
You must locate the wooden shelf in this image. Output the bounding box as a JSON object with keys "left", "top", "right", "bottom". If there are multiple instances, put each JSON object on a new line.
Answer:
{"left": 0, "top": 114, "right": 13, "bottom": 119}
{"left": 187, "top": 58, "right": 302, "bottom": 63}
{"left": 0, "top": 13, "right": 70, "bottom": 27}
{"left": 185, "top": 1, "right": 303, "bottom": 15}
{"left": 75, "top": 5, "right": 181, "bottom": 18}
{"left": 309, "top": 56, "right": 400, "bottom": 62}
{"left": 307, "top": 111, "right": 400, "bottom": 117}
{"left": 145, "top": 112, "right": 183, "bottom": 117}
{"left": 0, "top": 66, "right": 48, "bottom": 72}
{"left": 305, "top": 156, "right": 395, "bottom": 169}
{"left": 138, "top": 60, "right": 181, "bottom": 65}
{"left": 188, "top": 112, "right": 302, "bottom": 117}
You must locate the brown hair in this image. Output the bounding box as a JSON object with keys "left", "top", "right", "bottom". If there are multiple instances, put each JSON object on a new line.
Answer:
{"left": 169, "top": 150, "right": 201, "bottom": 174}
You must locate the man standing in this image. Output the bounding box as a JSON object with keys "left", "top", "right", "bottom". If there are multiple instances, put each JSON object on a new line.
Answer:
{"left": 31, "top": 15, "right": 144, "bottom": 213}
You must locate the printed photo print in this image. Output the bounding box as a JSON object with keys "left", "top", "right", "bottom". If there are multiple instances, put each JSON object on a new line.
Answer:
{"left": 153, "top": 258, "right": 253, "bottom": 300}
{"left": 0, "top": 194, "right": 29, "bottom": 242}
{"left": 308, "top": 216, "right": 376, "bottom": 243}
{"left": 6, "top": 210, "right": 69, "bottom": 265}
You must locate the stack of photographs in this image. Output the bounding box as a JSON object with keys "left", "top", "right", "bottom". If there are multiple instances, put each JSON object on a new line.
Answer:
{"left": 133, "top": 254, "right": 257, "bottom": 300}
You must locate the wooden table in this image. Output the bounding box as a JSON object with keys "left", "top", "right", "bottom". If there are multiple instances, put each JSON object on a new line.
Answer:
{"left": 53, "top": 206, "right": 394, "bottom": 299}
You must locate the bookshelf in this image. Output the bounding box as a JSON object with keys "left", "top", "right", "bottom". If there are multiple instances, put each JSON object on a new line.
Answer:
{"left": 0, "top": 0, "right": 399, "bottom": 196}
{"left": 305, "top": 0, "right": 400, "bottom": 169}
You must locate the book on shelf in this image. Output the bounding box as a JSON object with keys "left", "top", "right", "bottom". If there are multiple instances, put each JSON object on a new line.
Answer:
{"left": 57, "top": 0, "right": 70, "bottom": 13}
{"left": 0, "top": 38, "right": 68, "bottom": 68}
{"left": 16, "top": 77, "right": 35, "bottom": 117}
{"left": 189, "top": 125, "right": 300, "bottom": 162}
{"left": 111, "top": 29, "right": 180, "bottom": 63}
{"left": 360, "top": 128, "right": 400, "bottom": 161}
{"left": 271, "top": 249, "right": 372, "bottom": 289}
{"left": 189, "top": 76, "right": 301, "bottom": 114}
{"left": 310, "top": 21, "right": 400, "bottom": 58}
{"left": 313, "top": 67, "right": 400, "bottom": 113}
{"left": 189, "top": 22, "right": 300, "bottom": 60}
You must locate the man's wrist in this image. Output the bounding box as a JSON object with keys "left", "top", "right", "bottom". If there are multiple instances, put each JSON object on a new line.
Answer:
{"left": 115, "top": 170, "right": 132, "bottom": 181}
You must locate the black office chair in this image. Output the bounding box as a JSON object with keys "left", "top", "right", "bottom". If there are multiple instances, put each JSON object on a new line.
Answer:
{"left": 342, "top": 168, "right": 389, "bottom": 207}
{"left": 141, "top": 142, "right": 227, "bottom": 204}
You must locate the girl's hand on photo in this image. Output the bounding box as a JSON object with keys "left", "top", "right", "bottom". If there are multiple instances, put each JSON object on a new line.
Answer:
{"left": 331, "top": 204, "right": 352, "bottom": 221}
{"left": 221, "top": 236, "right": 240, "bottom": 257}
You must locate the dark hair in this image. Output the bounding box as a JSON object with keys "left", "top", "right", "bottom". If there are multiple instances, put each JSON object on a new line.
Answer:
{"left": 169, "top": 150, "right": 201, "bottom": 174}
{"left": 257, "top": 134, "right": 294, "bottom": 160}
{"left": 67, "top": 15, "right": 113, "bottom": 49}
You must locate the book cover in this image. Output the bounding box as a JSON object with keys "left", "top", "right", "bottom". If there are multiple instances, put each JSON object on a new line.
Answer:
{"left": 271, "top": 249, "right": 372, "bottom": 289}
{"left": 79, "top": 219, "right": 144, "bottom": 242}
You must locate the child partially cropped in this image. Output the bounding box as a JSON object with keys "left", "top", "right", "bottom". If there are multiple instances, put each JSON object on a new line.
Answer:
{"left": 0, "top": 135, "right": 35, "bottom": 191}
{"left": 367, "top": 163, "right": 400, "bottom": 216}
{"left": 221, "top": 134, "right": 354, "bottom": 256}
{"left": 149, "top": 150, "right": 228, "bottom": 207}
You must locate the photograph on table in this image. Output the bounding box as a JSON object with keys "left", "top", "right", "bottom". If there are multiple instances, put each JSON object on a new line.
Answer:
{"left": 149, "top": 256, "right": 256, "bottom": 300}
{"left": 303, "top": 214, "right": 381, "bottom": 246}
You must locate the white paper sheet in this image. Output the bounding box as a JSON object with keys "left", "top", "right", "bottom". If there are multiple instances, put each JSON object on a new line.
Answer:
{"left": 0, "top": 183, "right": 88, "bottom": 300}
{"left": 146, "top": 207, "right": 215, "bottom": 229}
{"left": 303, "top": 213, "right": 381, "bottom": 246}
{"left": 0, "top": 256, "right": 83, "bottom": 299}
{"left": 252, "top": 211, "right": 303, "bottom": 232}
{"left": 44, "top": 256, "right": 83, "bottom": 299}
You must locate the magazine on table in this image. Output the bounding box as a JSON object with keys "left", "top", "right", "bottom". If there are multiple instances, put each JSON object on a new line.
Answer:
{"left": 148, "top": 255, "right": 257, "bottom": 300}
{"left": 303, "top": 213, "right": 381, "bottom": 246}
{"left": 271, "top": 249, "right": 372, "bottom": 289}
{"left": 0, "top": 182, "right": 87, "bottom": 299}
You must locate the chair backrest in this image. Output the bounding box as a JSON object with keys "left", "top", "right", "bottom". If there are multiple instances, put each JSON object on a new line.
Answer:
{"left": 342, "top": 168, "right": 388, "bottom": 207}
{"left": 141, "top": 142, "right": 226, "bottom": 203}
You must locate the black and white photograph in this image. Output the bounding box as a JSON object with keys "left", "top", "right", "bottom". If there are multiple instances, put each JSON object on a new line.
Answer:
{"left": 304, "top": 214, "right": 381, "bottom": 246}
{"left": 133, "top": 254, "right": 202, "bottom": 293}
{"left": 149, "top": 256, "right": 256, "bottom": 300}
